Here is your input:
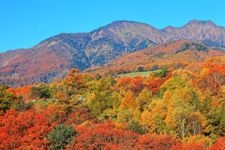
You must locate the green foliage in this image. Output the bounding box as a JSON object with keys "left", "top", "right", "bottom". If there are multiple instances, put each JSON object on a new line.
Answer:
{"left": 159, "top": 76, "right": 186, "bottom": 97}
{"left": 153, "top": 67, "right": 168, "bottom": 78}
{"left": 11, "top": 98, "right": 33, "bottom": 111}
{"left": 208, "top": 101, "right": 225, "bottom": 137}
{"left": 31, "top": 84, "right": 52, "bottom": 99}
{"left": 119, "top": 71, "right": 153, "bottom": 77}
{"left": 154, "top": 116, "right": 168, "bottom": 134}
{"left": 0, "top": 85, "right": 14, "bottom": 112}
{"left": 0, "top": 85, "right": 29, "bottom": 112}
{"left": 86, "top": 76, "right": 116, "bottom": 117}
{"left": 181, "top": 42, "right": 208, "bottom": 51}
{"left": 34, "top": 99, "right": 55, "bottom": 109}
{"left": 128, "top": 120, "right": 147, "bottom": 134}
{"left": 117, "top": 108, "right": 133, "bottom": 123}
{"left": 47, "top": 124, "right": 77, "bottom": 150}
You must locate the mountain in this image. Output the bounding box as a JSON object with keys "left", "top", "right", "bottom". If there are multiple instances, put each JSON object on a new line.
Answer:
{"left": 86, "top": 40, "right": 225, "bottom": 75}
{"left": 1, "top": 20, "right": 225, "bottom": 86}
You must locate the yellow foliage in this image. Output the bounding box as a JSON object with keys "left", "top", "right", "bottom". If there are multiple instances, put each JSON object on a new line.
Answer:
{"left": 183, "top": 135, "right": 212, "bottom": 146}
{"left": 120, "top": 90, "right": 136, "bottom": 109}
{"left": 200, "top": 68, "right": 209, "bottom": 78}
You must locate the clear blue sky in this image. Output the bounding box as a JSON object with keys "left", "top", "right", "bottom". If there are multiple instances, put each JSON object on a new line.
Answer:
{"left": 0, "top": 0, "right": 224, "bottom": 52}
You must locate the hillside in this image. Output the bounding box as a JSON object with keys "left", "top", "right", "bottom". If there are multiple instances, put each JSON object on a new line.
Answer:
{"left": 1, "top": 20, "right": 225, "bottom": 86}
{"left": 86, "top": 40, "right": 225, "bottom": 75}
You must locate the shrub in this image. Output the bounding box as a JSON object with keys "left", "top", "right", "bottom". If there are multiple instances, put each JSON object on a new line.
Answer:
{"left": 154, "top": 67, "right": 168, "bottom": 78}
{"left": 31, "top": 85, "right": 52, "bottom": 99}
{"left": 47, "top": 124, "right": 77, "bottom": 150}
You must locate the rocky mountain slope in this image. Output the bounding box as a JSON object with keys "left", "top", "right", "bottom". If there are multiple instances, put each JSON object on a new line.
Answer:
{"left": 1, "top": 20, "right": 225, "bottom": 86}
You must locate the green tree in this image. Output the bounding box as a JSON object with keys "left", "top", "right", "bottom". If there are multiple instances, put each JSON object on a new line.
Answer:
{"left": 86, "top": 76, "right": 116, "bottom": 117}
{"left": 47, "top": 124, "right": 77, "bottom": 150}
{"left": 0, "top": 85, "right": 15, "bottom": 112}
{"left": 31, "top": 84, "right": 52, "bottom": 99}
{"left": 154, "top": 67, "right": 168, "bottom": 78}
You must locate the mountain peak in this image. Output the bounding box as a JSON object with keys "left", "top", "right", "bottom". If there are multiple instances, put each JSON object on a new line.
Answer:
{"left": 103, "top": 20, "right": 155, "bottom": 29}
{"left": 185, "top": 19, "right": 216, "bottom": 26}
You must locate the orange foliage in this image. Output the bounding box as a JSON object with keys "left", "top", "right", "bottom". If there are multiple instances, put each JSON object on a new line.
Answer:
{"left": 116, "top": 76, "right": 145, "bottom": 94}
{"left": 66, "top": 108, "right": 92, "bottom": 124}
{"left": 116, "top": 77, "right": 132, "bottom": 91}
{"left": 120, "top": 91, "right": 136, "bottom": 109}
{"left": 198, "top": 64, "right": 225, "bottom": 96}
{"left": 6, "top": 85, "right": 32, "bottom": 101}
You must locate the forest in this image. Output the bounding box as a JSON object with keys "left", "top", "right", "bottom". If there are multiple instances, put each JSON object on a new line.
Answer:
{"left": 0, "top": 55, "right": 225, "bottom": 150}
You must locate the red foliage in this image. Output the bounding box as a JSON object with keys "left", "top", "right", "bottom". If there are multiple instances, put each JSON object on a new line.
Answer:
{"left": 134, "top": 134, "right": 178, "bottom": 150}
{"left": 171, "top": 143, "right": 205, "bottom": 150}
{"left": 208, "top": 64, "right": 225, "bottom": 75}
{"left": 0, "top": 109, "right": 56, "bottom": 149}
{"left": 116, "top": 76, "right": 145, "bottom": 94}
{"left": 130, "top": 76, "right": 145, "bottom": 94}
{"left": 67, "top": 121, "right": 139, "bottom": 149}
{"left": 67, "top": 121, "right": 179, "bottom": 150}
{"left": 210, "top": 137, "right": 225, "bottom": 150}
{"left": 144, "top": 74, "right": 172, "bottom": 93}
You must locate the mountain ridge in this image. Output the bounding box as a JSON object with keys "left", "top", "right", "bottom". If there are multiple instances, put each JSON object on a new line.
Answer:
{"left": 1, "top": 20, "right": 225, "bottom": 86}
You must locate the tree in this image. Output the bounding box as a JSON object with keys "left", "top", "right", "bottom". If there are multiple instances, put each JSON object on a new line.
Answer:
{"left": 137, "top": 66, "right": 144, "bottom": 72}
{"left": 0, "top": 85, "right": 29, "bottom": 113}
{"left": 136, "top": 88, "right": 152, "bottom": 111}
{"left": 31, "top": 84, "right": 52, "bottom": 99}
{"left": 86, "top": 76, "right": 116, "bottom": 117}
{"left": 0, "top": 85, "right": 14, "bottom": 113}
{"left": 154, "top": 67, "right": 168, "bottom": 78}
{"left": 47, "top": 124, "right": 77, "bottom": 150}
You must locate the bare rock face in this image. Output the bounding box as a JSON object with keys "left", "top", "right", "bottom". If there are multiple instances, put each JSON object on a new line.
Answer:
{"left": 1, "top": 20, "right": 225, "bottom": 86}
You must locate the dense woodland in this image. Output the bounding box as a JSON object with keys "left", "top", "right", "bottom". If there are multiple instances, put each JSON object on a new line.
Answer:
{"left": 0, "top": 53, "right": 225, "bottom": 149}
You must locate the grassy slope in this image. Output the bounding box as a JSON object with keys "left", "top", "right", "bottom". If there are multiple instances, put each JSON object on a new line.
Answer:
{"left": 118, "top": 70, "right": 162, "bottom": 77}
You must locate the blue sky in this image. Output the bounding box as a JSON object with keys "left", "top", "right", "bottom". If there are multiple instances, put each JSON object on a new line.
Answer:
{"left": 0, "top": 0, "right": 224, "bottom": 52}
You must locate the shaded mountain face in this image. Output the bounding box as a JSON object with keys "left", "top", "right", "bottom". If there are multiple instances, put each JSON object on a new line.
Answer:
{"left": 86, "top": 40, "right": 225, "bottom": 75}
{"left": 1, "top": 20, "right": 225, "bottom": 86}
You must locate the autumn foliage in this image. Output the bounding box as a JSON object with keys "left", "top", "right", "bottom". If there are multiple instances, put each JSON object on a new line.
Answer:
{"left": 0, "top": 55, "right": 225, "bottom": 149}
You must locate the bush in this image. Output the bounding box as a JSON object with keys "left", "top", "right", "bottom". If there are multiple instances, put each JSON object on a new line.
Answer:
{"left": 137, "top": 66, "right": 144, "bottom": 72}
{"left": 47, "top": 124, "right": 77, "bottom": 150}
{"left": 0, "top": 85, "right": 15, "bottom": 112}
{"left": 31, "top": 85, "right": 52, "bottom": 99}
{"left": 154, "top": 67, "right": 168, "bottom": 78}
